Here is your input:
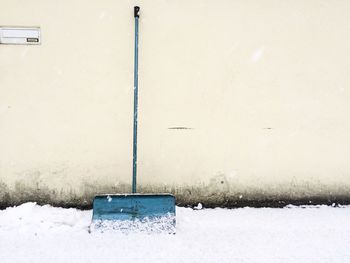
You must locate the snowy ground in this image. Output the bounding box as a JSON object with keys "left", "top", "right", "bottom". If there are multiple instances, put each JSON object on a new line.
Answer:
{"left": 0, "top": 203, "right": 350, "bottom": 263}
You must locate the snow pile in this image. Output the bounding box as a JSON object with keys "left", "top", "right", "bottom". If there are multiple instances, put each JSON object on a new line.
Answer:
{"left": 1, "top": 203, "right": 350, "bottom": 263}
{"left": 90, "top": 215, "right": 176, "bottom": 234}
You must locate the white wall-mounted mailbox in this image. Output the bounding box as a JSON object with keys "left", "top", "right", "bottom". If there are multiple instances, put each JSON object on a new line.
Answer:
{"left": 0, "top": 27, "right": 41, "bottom": 45}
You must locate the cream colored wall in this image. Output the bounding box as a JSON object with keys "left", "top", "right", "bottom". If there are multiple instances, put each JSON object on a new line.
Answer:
{"left": 1, "top": 0, "right": 350, "bottom": 204}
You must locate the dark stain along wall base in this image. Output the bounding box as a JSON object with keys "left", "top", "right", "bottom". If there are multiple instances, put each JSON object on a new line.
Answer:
{"left": 1, "top": 181, "right": 350, "bottom": 210}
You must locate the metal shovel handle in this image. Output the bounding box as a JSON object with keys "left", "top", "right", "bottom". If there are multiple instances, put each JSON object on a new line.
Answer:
{"left": 132, "top": 6, "right": 140, "bottom": 193}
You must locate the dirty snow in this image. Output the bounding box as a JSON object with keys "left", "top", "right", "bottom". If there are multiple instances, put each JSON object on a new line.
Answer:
{"left": 0, "top": 202, "right": 350, "bottom": 263}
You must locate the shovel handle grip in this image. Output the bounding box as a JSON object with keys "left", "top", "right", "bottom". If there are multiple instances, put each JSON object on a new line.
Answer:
{"left": 134, "top": 6, "right": 140, "bottom": 18}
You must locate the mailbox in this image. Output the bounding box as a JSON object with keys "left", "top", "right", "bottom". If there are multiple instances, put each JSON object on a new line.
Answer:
{"left": 0, "top": 27, "right": 41, "bottom": 45}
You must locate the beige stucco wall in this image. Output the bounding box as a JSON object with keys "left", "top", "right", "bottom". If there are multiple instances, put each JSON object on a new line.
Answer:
{"left": 1, "top": 0, "right": 350, "bottom": 206}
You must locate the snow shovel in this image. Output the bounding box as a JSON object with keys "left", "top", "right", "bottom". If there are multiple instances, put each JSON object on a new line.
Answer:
{"left": 91, "top": 6, "right": 176, "bottom": 233}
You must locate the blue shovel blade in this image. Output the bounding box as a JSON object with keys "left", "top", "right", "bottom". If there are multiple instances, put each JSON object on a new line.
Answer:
{"left": 91, "top": 194, "right": 176, "bottom": 233}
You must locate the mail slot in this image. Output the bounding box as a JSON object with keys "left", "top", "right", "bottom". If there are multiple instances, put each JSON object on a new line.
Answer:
{"left": 0, "top": 27, "right": 41, "bottom": 45}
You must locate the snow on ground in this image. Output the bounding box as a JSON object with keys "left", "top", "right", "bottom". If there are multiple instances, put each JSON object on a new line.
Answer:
{"left": 0, "top": 203, "right": 350, "bottom": 263}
